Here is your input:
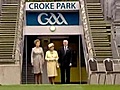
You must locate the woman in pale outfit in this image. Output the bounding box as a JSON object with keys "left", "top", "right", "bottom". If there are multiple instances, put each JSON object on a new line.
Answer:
{"left": 31, "top": 39, "right": 44, "bottom": 84}
{"left": 45, "top": 43, "right": 59, "bottom": 84}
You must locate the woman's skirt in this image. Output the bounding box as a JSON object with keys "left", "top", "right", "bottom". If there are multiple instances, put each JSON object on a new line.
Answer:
{"left": 47, "top": 61, "right": 58, "bottom": 77}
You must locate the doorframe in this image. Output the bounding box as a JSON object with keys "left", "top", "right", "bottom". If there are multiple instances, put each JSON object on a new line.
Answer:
{"left": 24, "top": 35, "right": 82, "bottom": 84}
{"left": 25, "top": 36, "right": 28, "bottom": 84}
{"left": 79, "top": 35, "right": 81, "bottom": 84}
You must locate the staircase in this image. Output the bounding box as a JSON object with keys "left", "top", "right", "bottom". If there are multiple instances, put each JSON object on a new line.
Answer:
{"left": 0, "top": 2, "right": 19, "bottom": 62}
{"left": 22, "top": 62, "right": 35, "bottom": 84}
{"left": 86, "top": 2, "right": 113, "bottom": 61}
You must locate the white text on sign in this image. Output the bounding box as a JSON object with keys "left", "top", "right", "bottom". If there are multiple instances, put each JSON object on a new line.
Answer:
{"left": 26, "top": 2, "right": 79, "bottom": 11}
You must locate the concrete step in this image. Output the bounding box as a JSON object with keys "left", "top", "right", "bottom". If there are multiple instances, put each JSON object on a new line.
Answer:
{"left": 94, "top": 41, "right": 110, "bottom": 44}
{"left": 0, "top": 41, "right": 14, "bottom": 43}
{"left": 0, "top": 59, "right": 15, "bottom": 63}
{"left": 88, "top": 15, "right": 103, "bottom": 18}
{"left": 2, "top": 5, "right": 19, "bottom": 8}
{"left": 2, "top": 4, "right": 19, "bottom": 6}
{"left": 2, "top": 7, "right": 18, "bottom": 10}
{"left": 88, "top": 14, "right": 103, "bottom": 17}
{"left": 91, "top": 28, "right": 108, "bottom": 31}
{"left": 92, "top": 33, "right": 110, "bottom": 36}
{"left": 0, "top": 41, "right": 14, "bottom": 45}
{"left": 94, "top": 45, "right": 110, "bottom": 47}
{"left": 0, "top": 45, "right": 13, "bottom": 50}
{"left": 94, "top": 41, "right": 110, "bottom": 43}
{"left": 0, "top": 49, "right": 13, "bottom": 52}
{"left": 0, "top": 36, "right": 15, "bottom": 38}
{"left": 0, "top": 32, "right": 15, "bottom": 34}
{"left": 2, "top": 7, "right": 18, "bottom": 9}
{"left": 3, "top": 0, "right": 19, "bottom": 4}
{"left": 0, "top": 15, "right": 17, "bottom": 19}
{"left": 0, "top": 52, "right": 13, "bottom": 54}
{"left": 91, "top": 30, "right": 107, "bottom": 33}
{"left": 0, "top": 23, "right": 16, "bottom": 25}
{"left": 92, "top": 35, "right": 108, "bottom": 38}
{"left": 95, "top": 51, "right": 112, "bottom": 53}
{"left": 0, "top": 18, "right": 17, "bottom": 21}
{"left": 90, "top": 26, "right": 107, "bottom": 29}
{"left": 0, "top": 44, "right": 14, "bottom": 47}
{"left": 1, "top": 13, "right": 17, "bottom": 16}
{"left": 0, "top": 16, "right": 17, "bottom": 18}
{"left": 0, "top": 27, "right": 15, "bottom": 31}
{"left": 86, "top": 5, "right": 101, "bottom": 8}
{"left": 87, "top": 3, "right": 101, "bottom": 6}
{"left": 93, "top": 37, "right": 108, "bottom": 40}
{"left": 0, "top": 20, "right": 18, "bottom": 23}
{"left": 95, "top": 56, "right": 113, "bottom": 58}
{"left": 93, "top": 39, "right": 109, "bottom": 42}
{"left": 90, "top": 21, "right": 106, "bottom": 24}
{"left": 0, "top": 53, "right": 12, "bottom": 55}
{"left": 0, "top": 48, "right": 13, "bottom": 50}
{"left": 1, "top": 8, "right": 18, "bottom": 11}
{"left": 0, "top": 25, "right": 16, "bottom": 28}
{"left": 0, "top": 56, "right": 12, "bottom": 59}
{"left": 0, "top": 37, "right": 14, "bottom": 40}
{"left": 88, "top": 11, "right": 102, "bottom": 14}
{"left": 90, "top": 25, "right": 107, "bottom": 27}
{"left": 1, "top": 12, "right": 17, "bottom": 14}
{"left": 96, "top": 53, "right": 112, "bottom": 56}
{"left": 0, "top": 18, "right": 18, "bottom": 23}
{"left": 89, "top": 18, "right": 104, "bottom": 21}
{"left": 95, "top": 47, "right": 111, "bottom": 51}
{"left": 87, "top": 7, "right": 102, "bottom": 10}
{"left": 94, "top": 42, "right": 110, "bottom": 47}
{"left": 0, "top": 34, "right": 15, "bottom": 36}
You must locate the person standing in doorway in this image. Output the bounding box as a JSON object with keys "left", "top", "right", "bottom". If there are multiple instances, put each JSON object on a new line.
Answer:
{"left": 45, "top": 43, "right": 59, "bottom": 84}
{"left": 58, "top": 40, "right": 72, "bottom": 84}
{"left": 31, "top": 39, "right": 44, "bottom": 84}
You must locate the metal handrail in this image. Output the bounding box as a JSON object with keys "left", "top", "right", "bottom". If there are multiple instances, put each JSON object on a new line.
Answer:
{"left": 79, "top": 0, "right": 96, "bottom": 60}
{"left": 111, "top": 23, "right": 120, "bottom": 58}
{"left": 14, "top": 0, "right": 25, "bottom": 61}
{"left": 79, "top": 0, "right": 91, "bottom": 60}
{"left": 11, "top": 0, "right": 25, "bottom": 62}
{"left": 84, "top": 0, "right": 96, "bottom": 58}
{"left": 12, "top": 1, "right": 20, "bottom": 60}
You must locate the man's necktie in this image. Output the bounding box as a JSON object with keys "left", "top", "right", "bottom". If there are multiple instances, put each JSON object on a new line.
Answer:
{"left": 64, "top": 46, "right": 67, "bottom": 54}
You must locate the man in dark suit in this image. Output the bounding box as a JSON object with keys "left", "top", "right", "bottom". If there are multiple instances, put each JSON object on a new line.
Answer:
{"left": 58, "top": 40, "right": 72, "bottom": 84}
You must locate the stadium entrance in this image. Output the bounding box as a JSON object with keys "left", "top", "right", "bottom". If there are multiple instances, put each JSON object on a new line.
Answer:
{"left": 22, "top": 35, "right": 85, "bottom": 84}
{"left": 23, "top": 1, "right": 87, "bottom": 84}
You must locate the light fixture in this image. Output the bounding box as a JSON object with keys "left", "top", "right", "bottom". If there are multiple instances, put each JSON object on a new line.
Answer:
{"left": 49, "top": 26, "right": 56, "bottom": 32}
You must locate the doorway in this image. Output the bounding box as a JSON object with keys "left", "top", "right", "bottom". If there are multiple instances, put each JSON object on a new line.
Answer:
{"left": 22, "top": 35, "right": 84, "bottom": 84}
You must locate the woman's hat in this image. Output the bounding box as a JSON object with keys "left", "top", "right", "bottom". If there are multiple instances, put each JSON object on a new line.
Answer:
{"left": 48, "top": 43, "right": 54, "bottom": 48}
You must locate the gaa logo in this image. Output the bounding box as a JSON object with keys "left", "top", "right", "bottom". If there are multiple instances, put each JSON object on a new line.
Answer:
{"left": 37, "top": 13, "right": 68, "bottom": 25}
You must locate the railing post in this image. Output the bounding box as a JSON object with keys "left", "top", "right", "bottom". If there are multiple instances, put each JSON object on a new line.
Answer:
{"left": 79, "top": 0, "right": 96, "bottom": 59}
{"left": 79, "top": 0, "right": 96, "bottom": 74}
{"left": 14, "top": 0, "right": 25, "bottom": 64}
{"left": 0, "top": 0, "right": 3, "bottom": 15}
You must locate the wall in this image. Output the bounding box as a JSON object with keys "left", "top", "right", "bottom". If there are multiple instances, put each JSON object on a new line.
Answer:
{"left": 86, "top": 0, "right": 100, "bottom": 3}
{"left": 24, "top": 26, "right": 83, "bottom": 35}
{"left": 0, "top": 64, "right": 21, "bottom": 85}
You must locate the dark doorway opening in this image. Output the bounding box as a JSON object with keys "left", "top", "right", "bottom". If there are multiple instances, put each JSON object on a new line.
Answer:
{"left": 22, "top": 35, "right": 85, "bottom": 84}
